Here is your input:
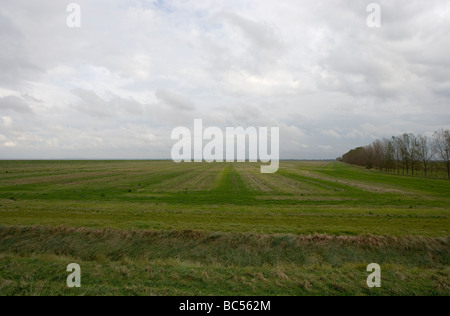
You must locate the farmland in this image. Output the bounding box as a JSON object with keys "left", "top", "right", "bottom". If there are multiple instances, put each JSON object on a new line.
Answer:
{"left": 0, "top": 161, "right": 449, "bottom": 295}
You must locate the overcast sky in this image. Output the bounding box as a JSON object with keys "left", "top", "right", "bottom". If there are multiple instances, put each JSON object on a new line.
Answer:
{"left": 0, "top": 0, "right": 449, "bottom": 159}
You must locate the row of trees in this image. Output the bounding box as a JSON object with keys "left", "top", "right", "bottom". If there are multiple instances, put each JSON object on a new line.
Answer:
{"left": 340, "top": 129, "right": 450, "bottom": 178}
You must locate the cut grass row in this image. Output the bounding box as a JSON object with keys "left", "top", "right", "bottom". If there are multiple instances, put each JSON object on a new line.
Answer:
{"left": 0, "top": 199, "right": 448, "bottom": 236}
{"left": 1, "top": 162, "right": 448, "bottom": 207}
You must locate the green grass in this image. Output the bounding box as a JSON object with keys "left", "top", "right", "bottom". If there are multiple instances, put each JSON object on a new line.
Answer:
{"left": 0, "top": 161, "right": 449, "bottom": 296}
{"left": 0, "top": 226, "right": 448, "bottom": 296}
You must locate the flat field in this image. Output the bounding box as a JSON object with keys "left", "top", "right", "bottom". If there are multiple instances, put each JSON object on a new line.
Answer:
{"left": 0, "top": 161, "right": 449, "bottom": 295}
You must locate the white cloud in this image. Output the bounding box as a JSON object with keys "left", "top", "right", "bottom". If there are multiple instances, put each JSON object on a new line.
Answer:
{"left": 3, "top": 141, "right": 16, "bottom": 148}
{"left": 321, "top": 129, "right": 341, "bottom": 139}
{"left": 1, "top": 116, "right": 13, "bottom": 126}
{"left": 318, "top": 145, "right": 333, "bottom": 151}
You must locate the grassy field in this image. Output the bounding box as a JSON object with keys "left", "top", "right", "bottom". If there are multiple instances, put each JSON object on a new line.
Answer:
{"left": 0, "top": 161, "right": 449, "bottom": 296}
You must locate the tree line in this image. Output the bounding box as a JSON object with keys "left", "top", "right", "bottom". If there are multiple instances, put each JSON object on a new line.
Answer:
{"left": 340, "top": 129, "right": 450, "bottom": 178}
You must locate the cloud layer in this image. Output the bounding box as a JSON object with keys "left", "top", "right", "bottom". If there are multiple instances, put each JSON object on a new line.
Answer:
{"left": 1, "top": 0, "right": 449, "bottom": 159}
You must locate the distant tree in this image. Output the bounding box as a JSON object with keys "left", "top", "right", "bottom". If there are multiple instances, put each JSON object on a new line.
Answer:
{"left": 365, "top": 145, "right": 375, "bottom": 169}
{"left": 416, "top": 135, "right": 433, "bottom": 177}
{"left": 370, "top": 140, "right": 385, "bottom": 171}
{"left": 434, "top": 129, "right": 450, "bottom": 178}
{"left": 341, "top": 129, "right": 449, "bottom": 179}
{"left": 342, "top": 146, "right": 370, "bottom": 167}
{"left": 398, "top": 133, "right": 420, "bottom": 175}
{"left": 384, "top": 138, "right": 395, "bottom": 173}
{"left": 400, "top": 134, "right": 411, "bottom": 174}
{"left": 407, "top": 133, "right": 420, "bottom": 175}
{"left": 392, "top": 136, "right": 403, "bottom": 174}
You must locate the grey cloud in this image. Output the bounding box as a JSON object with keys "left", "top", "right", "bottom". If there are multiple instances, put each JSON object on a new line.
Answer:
{"left": 217, "top": 12, "right": 285, "bottom": 54}
{"left": 229, "top": 103, "right": 262, "bottom": 125}
{"left": 0, "top": 95, "right": 33, "bottom": 113}
{"left": 311, "top": 0, "right": 450, "bottom": 103}
{"left": 0, "top": 12, "right": 43, "bottom": 87}
{"left": 205, "top": 11, "right": 285, "bottom": 76}
{"left": 109, "top": 95, "right": 144, "bottom": 115}
{"left": 155, "top": 89, "right": 196, "bottom": 111}
{"left": 72, "top": 89, "right": 144, "bottom": 118}
{"left": 72, "top": 89, "right": 113, "bottom": 118}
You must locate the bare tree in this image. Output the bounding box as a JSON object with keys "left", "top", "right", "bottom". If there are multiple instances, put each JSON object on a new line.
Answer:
{"left": 400, "top": 133, "right": 420, "bottom": 175}
{"left": 365, "top": 145, "right": 375, "bottom": 169}
{"left": 434, "top": 129, "right": 450, "bottom": 178}
{"left": 410, "top": 134, "right": 419, "bottom": 175}
{"left": 416, "top": 135, "right": 433, "bottom": 177}
{"left": 371, "top": 139, "right": 385, "bottom": 171}
{"left": 392, "top": 136, "right": 403, "bottom": 174}
{"left": 384, "top": 138, "right": 395, "bottom": 173}
{"left": 401, "top": 134, "right": 411, "bottom": 174}
{"left": 342, "top": 129, "right": 450, "bottom": 179}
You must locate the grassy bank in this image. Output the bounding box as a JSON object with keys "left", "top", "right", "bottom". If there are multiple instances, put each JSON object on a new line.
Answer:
{"left": 0, "top": 225, "right": 449, "bottom": 296}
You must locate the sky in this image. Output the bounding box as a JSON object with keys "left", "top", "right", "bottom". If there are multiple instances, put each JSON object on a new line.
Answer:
{"left": 0, "top": 0, "right": 449, "bottom": 159}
